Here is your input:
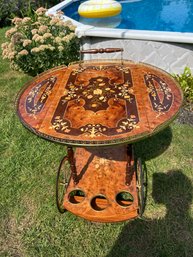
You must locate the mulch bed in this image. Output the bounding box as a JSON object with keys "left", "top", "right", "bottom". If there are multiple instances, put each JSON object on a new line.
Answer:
{"left": 175, "top": 103, "right": 193, "bottom": 126}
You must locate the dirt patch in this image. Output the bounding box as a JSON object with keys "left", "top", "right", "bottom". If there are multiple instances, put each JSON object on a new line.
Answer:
{"left": 0, "top": 197, "right": 37, "bottom": 256}
{"left": 0, "top": 216, "right": 26, "bottom": 257}
{"left": 175, "top": 104, "right": 193, "bottom": 126}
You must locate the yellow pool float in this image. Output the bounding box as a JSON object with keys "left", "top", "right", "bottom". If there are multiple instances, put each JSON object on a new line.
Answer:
{"left": 79, "top": 15, "right": 122, "bottom": 28}
{"left": 78, "top": 0, "right": 122, "bottom": 18}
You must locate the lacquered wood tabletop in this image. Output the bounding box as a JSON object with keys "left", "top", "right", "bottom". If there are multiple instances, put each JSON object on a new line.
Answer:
{"left": 16, "top": 59, "right": 183, "bottom": 146}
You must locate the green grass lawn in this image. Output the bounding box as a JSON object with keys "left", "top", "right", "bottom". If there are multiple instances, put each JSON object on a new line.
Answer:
{"left": 0, "top": 27, "right": 193, "bottom": 257}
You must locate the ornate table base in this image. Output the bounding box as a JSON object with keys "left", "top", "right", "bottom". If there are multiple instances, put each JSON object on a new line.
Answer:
{"left": 56, "top": 145, "right": 145, "bottom": 223}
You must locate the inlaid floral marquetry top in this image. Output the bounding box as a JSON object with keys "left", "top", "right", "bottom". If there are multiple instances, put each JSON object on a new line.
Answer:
{"left": 16, "top": 60, "right": 183, "bottom": 146}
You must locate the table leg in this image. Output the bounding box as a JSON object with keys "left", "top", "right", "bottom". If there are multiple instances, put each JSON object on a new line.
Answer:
{"left": 67, "top": 146, "right": 78, "bottom": 185}
{"left": 126, "top": 144, "right": 134, "bottom": 186}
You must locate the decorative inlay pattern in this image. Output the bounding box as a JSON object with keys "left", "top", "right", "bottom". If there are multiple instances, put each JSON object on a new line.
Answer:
{"left": 26, "top": 76, "right": 57, "bottom": 115}
{"left": 51, "top": 65, "right": 139, "bottom": 137}
{"left": 144, "top": 74, "right": 173, "bottom": 117}
{"left": 17, "top": 61, "right": 183, "bottom": 146}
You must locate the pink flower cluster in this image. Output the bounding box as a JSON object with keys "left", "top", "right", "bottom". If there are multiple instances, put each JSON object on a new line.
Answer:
{"left": 1, "top": 6, "right": 79, "bottom": 75}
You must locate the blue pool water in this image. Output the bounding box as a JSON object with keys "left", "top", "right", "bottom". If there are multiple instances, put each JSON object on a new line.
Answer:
{"left": 62, "top": 0, "right": 193, "bottom": 32}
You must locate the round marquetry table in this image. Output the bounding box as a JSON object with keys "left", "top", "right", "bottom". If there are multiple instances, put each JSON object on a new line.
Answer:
{"left": 16, "top": 48, "right": 183, "bottom": 223}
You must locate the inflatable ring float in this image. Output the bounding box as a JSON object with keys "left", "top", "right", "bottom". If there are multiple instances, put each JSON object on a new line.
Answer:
{"left": 78, "top": 0, "right": 122, "bottom": 18}
{"left": 79, "top": 15, "right": 122, "bottom": 28}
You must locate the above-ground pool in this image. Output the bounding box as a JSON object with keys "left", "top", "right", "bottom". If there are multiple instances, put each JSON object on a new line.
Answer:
{"left": 48, "top": 0, "right": 193, "bottom": 73}
{"left": 62, "top": 0, "right": 193, "bottom": 33}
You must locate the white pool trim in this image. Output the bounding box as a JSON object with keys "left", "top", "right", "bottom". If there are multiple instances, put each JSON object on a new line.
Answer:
{"left": 47, "top": 0, "right": 193, "bottom": 44}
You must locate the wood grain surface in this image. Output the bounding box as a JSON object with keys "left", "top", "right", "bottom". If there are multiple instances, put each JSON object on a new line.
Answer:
{"left": 63, "top": 146, "right": 139, "bottom": 222}
{"left": 16, "top": 60, "right": 183, "bottom": 146}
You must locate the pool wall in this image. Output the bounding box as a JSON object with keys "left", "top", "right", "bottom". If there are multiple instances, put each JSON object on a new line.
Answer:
{"left": 47, "top": 0, "right": 193, "bottom": 74}
{"left": 81, "top": 37, "right": 193, "bottom": 74}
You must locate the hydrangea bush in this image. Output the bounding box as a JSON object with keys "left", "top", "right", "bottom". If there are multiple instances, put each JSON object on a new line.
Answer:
{"left": 1, "top": 7, "right": 80, "bottom": 76}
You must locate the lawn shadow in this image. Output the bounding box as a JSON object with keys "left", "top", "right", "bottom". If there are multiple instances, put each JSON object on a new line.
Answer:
{"left": 106, "top": 170, "right": 193, "bottom": 257}
{"left": 134, "top": 126, "right": 173, "bottom": 161}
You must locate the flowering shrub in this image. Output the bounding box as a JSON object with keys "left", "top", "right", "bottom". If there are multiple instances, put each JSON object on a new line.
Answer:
{"left": 173, "top": 67, "right": 193, "bottom": 104}
{"left": 0, "top": 0, "right": 62, "bottom": 27}
{"left": 1, "top": 7, "right": 80, "bottom": 76}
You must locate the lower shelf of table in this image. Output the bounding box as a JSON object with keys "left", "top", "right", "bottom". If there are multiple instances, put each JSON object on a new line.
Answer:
{"left": 58, "top": 145, "right": 141, "bottom": 223}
